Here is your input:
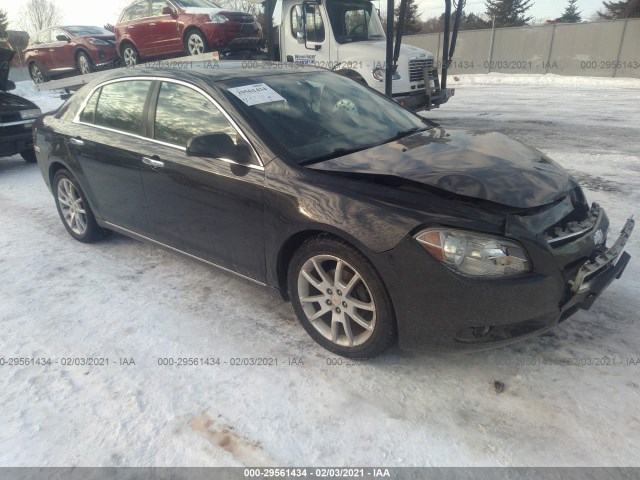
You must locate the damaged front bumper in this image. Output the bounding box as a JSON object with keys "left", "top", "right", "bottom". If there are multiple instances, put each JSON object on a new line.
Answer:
{"left": 561, "top": 216, "right": 635, "bottom": 313}
{"left": 373, "top": 209, "right": 635, "bottom": 352}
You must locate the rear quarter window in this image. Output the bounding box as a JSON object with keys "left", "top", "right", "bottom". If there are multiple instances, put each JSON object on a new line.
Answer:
{"left": 79, "top": 88, "right": 101, "bottom": 124}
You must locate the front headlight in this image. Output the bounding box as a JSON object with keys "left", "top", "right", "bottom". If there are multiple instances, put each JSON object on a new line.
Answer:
{"left": 88, "top": 38, "right": 110, "bottom": 45}
{"left": 209, "top": 14, "right": 229, "bottom": 23}
{"left": 415, "top": 229, "right": 531, "bottom": 277}
{"left": 372, "top": 68, "right": 401, "bottom": 82}
{"left": 20, "top": 108, "right": 42, "bottom": 120}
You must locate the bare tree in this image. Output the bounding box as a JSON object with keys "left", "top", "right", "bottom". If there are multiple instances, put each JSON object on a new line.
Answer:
{"left": 217, "top": 0, "right": 261, "bottom": 16}
{"left": 1, "top": 9, "right": 9, "bottom": 39}
{"left": 19, "top": 0, "right": 63, "bottom": 34}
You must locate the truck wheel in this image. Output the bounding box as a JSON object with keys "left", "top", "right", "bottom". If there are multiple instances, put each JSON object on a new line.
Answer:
{"left": 185, "top": 30, "right": 209, "bottom": 56}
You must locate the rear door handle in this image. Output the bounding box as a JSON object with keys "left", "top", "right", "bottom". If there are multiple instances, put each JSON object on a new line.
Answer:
{"left": 142, "top": 157, "right": 164, "bottom": 168}
{"left": 149, "top": 22, "right": 156, "bottom": 26}
{"left": 69, "top": 137, "right": 84, "bottom": 146}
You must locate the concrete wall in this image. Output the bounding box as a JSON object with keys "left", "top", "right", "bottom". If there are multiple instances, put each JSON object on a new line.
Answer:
{"left": 404, "top": 18, "right": 640, "bottom": 78}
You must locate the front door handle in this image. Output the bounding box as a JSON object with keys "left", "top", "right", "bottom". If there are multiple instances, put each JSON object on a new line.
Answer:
{"left": 69, "top": 137, "right": 84, "bottom": 146}
{"left": 142, "top": 156, "right": 165, "bottom": 169}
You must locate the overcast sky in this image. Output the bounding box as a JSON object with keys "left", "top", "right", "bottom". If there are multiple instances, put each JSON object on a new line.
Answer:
{"left": 3, "top": 0, "right": 609, "bottom": 30}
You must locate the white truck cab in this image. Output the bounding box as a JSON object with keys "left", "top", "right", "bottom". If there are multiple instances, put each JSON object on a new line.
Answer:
{"left": 271, "top": 0, "right": 449, "bottom": 111}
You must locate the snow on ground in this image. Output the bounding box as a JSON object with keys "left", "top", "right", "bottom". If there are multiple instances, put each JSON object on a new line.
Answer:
{"left": 1, "top": 77, "right": 639, "bottom": 467}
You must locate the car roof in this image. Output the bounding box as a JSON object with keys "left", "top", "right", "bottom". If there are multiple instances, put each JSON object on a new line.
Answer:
{"left": 88, "top": 61, "right": 326, "bottom": 86}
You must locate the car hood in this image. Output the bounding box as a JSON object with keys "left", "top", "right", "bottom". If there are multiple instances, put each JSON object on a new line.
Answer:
{"left": 307, "top": 128, "right": 577, "bottom": 210}
{"left": 0, "top": 47, "right": 14, "bottom": 91}
{"left": 183, "top": 6, "right": 225, "bottom": 15}
{"left": 337, "top": 41, "right": 431, "bottom": 60}
{"left": 78, "top": 34, "right": 116, "bottom": 42}
{"left": 0, "top": 90, "right": 38, "bottom": 110}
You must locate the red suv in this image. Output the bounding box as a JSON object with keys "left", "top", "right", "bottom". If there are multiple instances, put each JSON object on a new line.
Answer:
{"left": 23, "top": 26, "right": 119, "bottom": 84}
{"left": 115, "top": 0, "right": 263, "bottom": 66}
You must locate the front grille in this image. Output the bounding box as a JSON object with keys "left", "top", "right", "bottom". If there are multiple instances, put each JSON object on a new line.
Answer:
{"left": 228, "top": 15, "right": 255, "bottom": 24}
{"left": 544, "top": 188, "right": 595, "bottom": 247}
{"left": 409, "top": 58, "right": 434, "bottom": 83}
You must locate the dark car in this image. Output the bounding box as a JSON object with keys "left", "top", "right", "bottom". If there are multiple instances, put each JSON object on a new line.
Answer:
{"left": 32, "top": 64, "right": 634, "bottom": 357}
{"left": 23, "top": 26, "right": 119, "bottom": 84}
{"left": 115, "top": 0, "right": 262, "bottom": 66}
{"left": 0, "top": 46, "right": 41, "bottom": 162}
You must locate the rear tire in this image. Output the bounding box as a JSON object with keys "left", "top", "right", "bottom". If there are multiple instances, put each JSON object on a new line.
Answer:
{"left": 120, "top": 43, "right": 139, "bottom": 67}
{"left": 288, "top": 235, "right": 397, "bottom": 358}
{"left": 53, "top": 169, "right": 109, "bottom": 243}
{"left": 20, "top": 150, "right": 37, "bottom": 163}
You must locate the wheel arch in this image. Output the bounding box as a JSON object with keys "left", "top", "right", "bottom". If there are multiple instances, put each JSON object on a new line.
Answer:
{"left": 74, "top": 47, "right": 93, "bottom": 64}
{"left": 49, "top": 161, "right": 69, "bottom": 190}
{"left": 183, "top": 26, "right": 210, "bottom": 50}
{"left": 275, "top": 227, "right": 376, "bottom": 301}
{"left": 337, "top": 69, "right": 367, "bottom": 85}
{"left": 48, "top": 160, "right": 104, "bottom": 226}
{"left": 119, "top": 40, "right": 138, "bottom": 57}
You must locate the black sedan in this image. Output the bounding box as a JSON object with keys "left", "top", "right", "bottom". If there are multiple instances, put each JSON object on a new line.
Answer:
{"left": 1, "top": 46, "right": 41, "bottom": 162}
{"left": 33, "top": 64, "right": 634, "bottom": 357}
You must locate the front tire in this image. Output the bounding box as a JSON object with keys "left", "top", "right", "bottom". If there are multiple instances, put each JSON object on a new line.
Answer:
{"left": 184, "top": 30, "right": 209, "bottom": 56}
{"left": 288, "top": 235, "right": 397, "bottom": 358}
{"left": 53, "top": 169, "right": 108, "bottom": 243}
{"left": 77, "top": 51, "right": 94, "bottom": 75}
{"left": 29, "top": 62, "right": 47, "bottom": 84}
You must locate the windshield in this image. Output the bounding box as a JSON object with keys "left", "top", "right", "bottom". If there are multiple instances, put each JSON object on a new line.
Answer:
{"left": 172, "top": 0, "right": 221, "bottom": 8}
{"left": 326, "top": 0, "right": 385, "bottom": 44}
{"left": 64, "top": 26, "right": 113, "bottom": 36}
{"left": 220, "top": 71, "right": 428, "bottom": 165}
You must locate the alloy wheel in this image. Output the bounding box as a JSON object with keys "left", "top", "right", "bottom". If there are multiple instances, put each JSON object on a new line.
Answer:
{"left": 78, "top": 54, "right": 91, "bottom": 74}
{"left": 297, "top": 255, "right": 376, "bottom": 347}
{"left": 30, "top": 65, "right": 44, "bottom": 84}
{"left": 57, "top": 178, "right": 88, "bottom": 235}
{"left": 187, "top": 33, "right": 205, "bottom": 55}
{"left": 122, "top": 47, "right": 138, "bottom": 67}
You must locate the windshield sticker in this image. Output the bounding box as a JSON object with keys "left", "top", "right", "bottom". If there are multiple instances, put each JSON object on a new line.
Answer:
{"left": 228, "top": 83, "right": 285, "bottom": 106}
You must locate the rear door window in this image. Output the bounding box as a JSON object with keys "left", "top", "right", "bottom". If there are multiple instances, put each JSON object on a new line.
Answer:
{"left": 94, "top": 81, "right": 153, "bottom": 135}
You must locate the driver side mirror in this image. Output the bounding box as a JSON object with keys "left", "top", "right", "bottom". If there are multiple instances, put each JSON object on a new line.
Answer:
{"left": 4, "top": 80, "right": 16, "bottom": 91}
{"left": 186, "top": 133, "right": 252, "bottom": 164}
{"left": 162, "top": 6, "right": 176, "bottom": 16}
{"left": 56, "top": 34, "right": 70, "bottom": 42}
{"left": 296, "top": 31, "right": 305, "bottom": 44}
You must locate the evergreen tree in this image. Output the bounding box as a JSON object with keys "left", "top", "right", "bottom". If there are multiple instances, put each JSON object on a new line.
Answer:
{"left": 598, "top": 0, "right": 640, "bottom": 19}
{"left": 0, "top": 9, "right": 9, "bottom": 39}
{"left": 394, "top": 0, "right": 422, "bottom": 35}
{"left": 484, "top": 0, "right": 534, "bottom": 27}
{"left": 560, "top": 0, "right": 582, "bottom": 22}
